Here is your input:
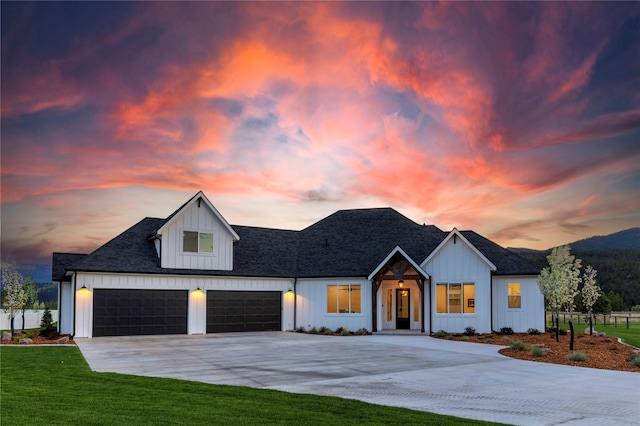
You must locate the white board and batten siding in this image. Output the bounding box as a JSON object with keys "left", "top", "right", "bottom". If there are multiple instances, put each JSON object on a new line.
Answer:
{"left": 296, "top": 278, "right": 372, "bottom": 332}
{"left": 422, "top": 236, "right": 493, "bottom": 334}
{"left": 74, "top": 272, "right": 295, "bottom": 338}
{"left": 159, "top": 202, "right": 234, "bottom": 270}
{"left": 492, "top": 276, "right": 545, "bottom": 333}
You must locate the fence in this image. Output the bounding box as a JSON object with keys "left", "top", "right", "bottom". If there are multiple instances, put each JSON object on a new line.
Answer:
{"left": 547, "top": 311, "right": 640, "bottom": 329}
{"left": 0, "top": 310, "right": 59, "bottom": 331}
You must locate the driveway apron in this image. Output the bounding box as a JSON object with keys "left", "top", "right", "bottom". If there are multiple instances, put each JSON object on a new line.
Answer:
{"left": 76, "top": 332, "right": 640, "bottom": 426}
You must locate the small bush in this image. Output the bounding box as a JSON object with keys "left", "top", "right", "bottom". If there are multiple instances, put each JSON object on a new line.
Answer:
{"left": 567, "top": 351, "right": 588, "bottom": 362}
{"left": 318, "top": 326, "right": 331, "bottom": 335}
{"left": 485, "top": 337, "right": 493, "bottom": 343}
{"left": 295, "top": 326, "right": 306, "bottom": 333}
{"left": 355, "top": 328, "right": 369, "bottom": 335}
{"left": 527, "top": 328, "right": 541, "bottom": 335}
{"left": 434, "top": 330, "right": 447, "bottom": 338}
{"left": 309, "top": 326, "right": 318, "bottom": 334}
{"left": 334, "top": 327, "right": 345, "bottom": 334}
{"left": 460, "top": 336, "right": 469, "bottom": 341}
{"left": 340, "top": 327, "right": 350, "bottom": 336}
{"left": 463, "top": 326, "right": 476, "bottom": 336}
{"left": 531, "top": 346, "right": 545, "bottom": 357}
{"left": 446, "top": 335, "right": 455, "bottom": 340}
{"left": 499, "top": 327, "right": 514, "bottom": 335}
{"left": 510, "top": 339, "right": 530, "bottom": 351}
{"left": 630, "top": 357, "right": 640, "bottom": 367}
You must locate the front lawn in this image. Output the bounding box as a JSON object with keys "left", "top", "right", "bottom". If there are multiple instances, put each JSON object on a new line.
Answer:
{"left": 1, "top": 346, "right": 501, "bottom": 425}
{"left": 554, "top": 320, "right": 640, "bottom": 348}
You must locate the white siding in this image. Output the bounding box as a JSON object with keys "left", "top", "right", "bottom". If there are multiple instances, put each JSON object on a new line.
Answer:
{"left": 295, "top": 278, "right": 372, "bottom": 332}
{"left": 58, "top": 280, "right": 73, "bottom": 335}
{"left": 422, "top": 237, "right": 492, "bottom": 334}
{"left": 492, "top": 276, "right": 545, "bottom": 333}
{"left": 74, "top": 272, "right": 294, "bottom": 338}
{"left": 160, "top": 202, "right": 234, "bottom": 270}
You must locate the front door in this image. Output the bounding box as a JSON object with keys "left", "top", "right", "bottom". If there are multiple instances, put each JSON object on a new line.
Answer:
{"left": 396, "top": 289, "right": 410, "bottom": 329}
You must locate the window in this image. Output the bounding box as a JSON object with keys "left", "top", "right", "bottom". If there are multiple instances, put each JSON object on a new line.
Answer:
{"left": 327, "top": 284, "right": 361, "bottom": 314}
{"left": 436, "top": 283, "right": 475, "bottom": 314}
{"left": 508, "top": 283, "right": 521, "bottom": 308}
{"left": 183, "top": 231, "right": 213, "bottom": 253}
{"left": 386, "top": 289, "right": 392, "bottom": 321}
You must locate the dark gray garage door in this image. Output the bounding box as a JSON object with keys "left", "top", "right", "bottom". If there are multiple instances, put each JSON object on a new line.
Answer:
{"left": 93, "top": 289, "right": 188, "bottom": 337}
{"left": 207, "top": 291, "right": 281, "bottom": 333}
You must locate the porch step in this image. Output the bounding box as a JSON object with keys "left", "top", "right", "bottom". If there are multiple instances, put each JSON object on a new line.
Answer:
{"left": 374, "top": 330, "right": 426, "bottom": 336}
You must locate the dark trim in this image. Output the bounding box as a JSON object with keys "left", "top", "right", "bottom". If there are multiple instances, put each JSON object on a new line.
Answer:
{"left": 293, "top": 277, "right": 297, "bottom": 330}
{"left": 490, "top": 271, "right": 496, "bottom": 333}
{"left": 428, "top": 277, "right": 432, "bottom": 334}
{"left": 72, "top": 272, "right": 77, "bottom": 337}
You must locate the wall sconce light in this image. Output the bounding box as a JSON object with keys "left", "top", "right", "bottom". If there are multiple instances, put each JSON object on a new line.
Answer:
{"left": 196, "top": 286, "right": 201, "bottom": 292}
{"left": 287, "top": 288, "right": 293, "bottom": 293}
{"left": 81, "top": 284, "right": 87, "bottom": 290}
{"left": 398, "top": 280, "right": 404, "bottom": 288}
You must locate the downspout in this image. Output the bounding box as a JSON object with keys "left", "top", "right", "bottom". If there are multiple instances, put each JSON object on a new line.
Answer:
{"left": 57, "top": 278, "right": 61, "bottom": 333}
{"left": 72, "top": 272, "right": 77, "bottom": 337}
{"left": 428, "top": 277, "right": 432, "bottom": 334}
{"left": 293, "top": 277, "right": 297, "bottom": 330}
{"left": 490, "top": 271, "right": 496, "bottom": 333}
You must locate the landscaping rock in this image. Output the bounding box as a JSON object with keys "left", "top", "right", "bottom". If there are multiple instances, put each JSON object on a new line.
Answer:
{"left": 543, "top": 348, "right": 553, "bottom": 354}
{"left": 1, "top": 331, "right": 11, "bottom": 341}
{"left": 55, "top": 336, "right": 70, "bottom": 343}
{"left": 19, "top": 338, "right": 33, "bottom": 345}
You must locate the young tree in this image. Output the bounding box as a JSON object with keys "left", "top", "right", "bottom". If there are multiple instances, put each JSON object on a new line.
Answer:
{"left": 1, "top": 264, "right": 28, "bottom": 337}
{"left": 537, "top": 245, "right": 582, "bottom": 341}
{"left": 582, "top": 265, "right": 600, "bottom": 335}
{"left": 20, "top": 273, "right": 38, "bottom": 330}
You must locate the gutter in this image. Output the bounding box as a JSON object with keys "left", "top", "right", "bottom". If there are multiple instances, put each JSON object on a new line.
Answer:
{"left": 293, "top": 277, "right": 297, "bottom": 330}
{"left": 72, "top": 272, "right": 77, "bottom": 337}
{"left": 490, "top": 271, "right": 496, "bottom": 333}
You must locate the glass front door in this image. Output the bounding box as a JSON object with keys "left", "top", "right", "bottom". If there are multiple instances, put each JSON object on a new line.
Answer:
{"left": 396, "top": 289, "right": 410, "bottom": 329}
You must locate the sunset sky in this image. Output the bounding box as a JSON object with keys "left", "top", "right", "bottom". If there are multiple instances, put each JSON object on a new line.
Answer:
{"left": 2, "top": 2, "right": 639, "bottom": 277}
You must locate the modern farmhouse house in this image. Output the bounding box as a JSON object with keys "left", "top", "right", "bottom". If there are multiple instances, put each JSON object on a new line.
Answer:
{"left": 53, "top": 191, "right": 544, "bottom": 338}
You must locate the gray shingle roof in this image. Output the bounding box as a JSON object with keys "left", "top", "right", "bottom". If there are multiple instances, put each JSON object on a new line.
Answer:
{"left": 54, "top": 207, "right": 541, "bottom": 279}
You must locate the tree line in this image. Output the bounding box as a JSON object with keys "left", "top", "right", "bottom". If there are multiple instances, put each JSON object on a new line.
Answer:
{"left": 518, "top": 248, "right": 640, "bottom": 311}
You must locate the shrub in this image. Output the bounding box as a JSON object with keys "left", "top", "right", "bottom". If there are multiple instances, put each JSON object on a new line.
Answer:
{"left": 355, "top": 328, "right": 369, "bottom": 335}
{"left": 463, "top": 326, "right": 476, "bottom": 336}
{"left": 631, "top": 305, "right": 640, "bottom": 313}
{"left": 318, "top": 326, "right": 331, "bottom": 335}
{"left": 531, "top": 346, "right": 545, "bottom": 357}
{"left": 434, "top": 330, "right": 447, "bottom": 338}
{"left": 527, "top": 328, "right": 541, "bottom": 335}
{"left": 499, "top": 327, "right": 514, "bottom": 335}
{"left": 334, "top": 327, "right": 345, "bottom": 334}
{"left": 460, "top": 336, "right": 469, "bottom": 341}
{"left": 567, "top": 351, "right": 588, "bottom": 362}
{"left": 295, "top": 326, "right": 306, "bottom": 333}
{"left": 630, "top": 357, "right": 640, "bottom": 367}
{"left": 340, "top": 328, "right": 350, "bottom": 336}
{"left": 509, "top": 339, "right": 530, "bottom": 351}
{"left": 446, "top": 335, "right": 455, "bottom": 340}
{"left": 309, "top": 326, "right": 318, "bottom": 335}
{"left": 485, "top": 337, "right": 493, "bottom": 343}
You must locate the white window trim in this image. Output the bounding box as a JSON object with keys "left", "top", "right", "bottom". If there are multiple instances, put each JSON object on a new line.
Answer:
{"left": 181, "top": 229, "right": 215, "bottom": 255}
{"left": 326, "top": 284, "right": 363, "bottom": 315}
{"left": 435, "top": 282, "right": 475, "bottom": 315}
{"left": 508, "top": 282, "right": 521, "bottom": 309}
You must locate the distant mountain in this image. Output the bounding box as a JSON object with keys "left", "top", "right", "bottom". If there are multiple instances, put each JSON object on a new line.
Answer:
{"left": 17, "top": 264, "right": 52, "bottom": 283}
{"left": 509, "top": 227, "right": 640, "bottom": 253}
{"left": 568, "top": 228, "right": 640, "bottom": 251}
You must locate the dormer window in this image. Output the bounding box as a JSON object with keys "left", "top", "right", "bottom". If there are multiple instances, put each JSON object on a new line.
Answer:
{"left": 183, "top": 231, "right": 213, "bottom": 253}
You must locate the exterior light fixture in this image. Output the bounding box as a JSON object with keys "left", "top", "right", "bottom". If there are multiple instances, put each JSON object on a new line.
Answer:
{"left": 196, "top": 287, "right": 201, "bottom": 292}
{"left": 287, "top": 288, "right": 293, "bottom": 293}
{"left": 398, "top": 280, "right": 404, "bottom": 288}
{"left": 81, "top": 284, "right": 87, "bottom": 290}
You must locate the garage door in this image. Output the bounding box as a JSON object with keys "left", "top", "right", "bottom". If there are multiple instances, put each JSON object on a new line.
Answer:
{"left": 93, "top": 289, "right": 188, "bottom": 337}
{"left": 207, "top": 291, "right": 281, "bottom": 333}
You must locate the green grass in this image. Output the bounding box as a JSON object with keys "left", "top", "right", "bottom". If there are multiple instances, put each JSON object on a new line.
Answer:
{"left": 554, "top": 320, "right": 640, "bottom": 348}
{"left": 1, "top": 346, "right": 502, "bottom": 426}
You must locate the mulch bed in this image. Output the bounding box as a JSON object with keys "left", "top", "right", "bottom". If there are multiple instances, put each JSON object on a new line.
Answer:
{"left": 435, "top": 332, "right": 640, "bottom": 373}
{"left": 0, "top": 333, "right": 75, "bottom": 345}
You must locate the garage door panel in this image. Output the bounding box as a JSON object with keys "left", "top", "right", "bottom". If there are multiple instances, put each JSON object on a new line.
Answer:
{"left": 206, "top": 291, "right": 281, "bottom": 333}
{"left": 93, "top": 289, "right": 187, "bottom": 337}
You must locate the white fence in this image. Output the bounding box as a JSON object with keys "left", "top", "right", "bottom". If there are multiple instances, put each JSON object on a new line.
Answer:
{"left": 0, "top": 310, "right": 59, "bottom": 330}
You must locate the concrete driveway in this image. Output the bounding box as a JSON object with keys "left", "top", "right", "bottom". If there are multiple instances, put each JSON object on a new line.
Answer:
{"left": 76, "top": 332, "right": 639, "bottom": 425}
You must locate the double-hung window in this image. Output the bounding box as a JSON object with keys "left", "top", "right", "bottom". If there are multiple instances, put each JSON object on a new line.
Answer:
{"left": 508, "top": 283, "right": 521, "bottom": 308}
{"left": 183, "top": 231, "right": 214, "bottom": 253}
{"left": 327, "top": 284, "right": 361, "bottom": 314}
{"left": 436, "top": 283, "right": 475, "bottom": 314}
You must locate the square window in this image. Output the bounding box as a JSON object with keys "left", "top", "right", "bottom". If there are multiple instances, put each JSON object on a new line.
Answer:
{"left": 183, "top": 231, "right": 198, "bottom": 252}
